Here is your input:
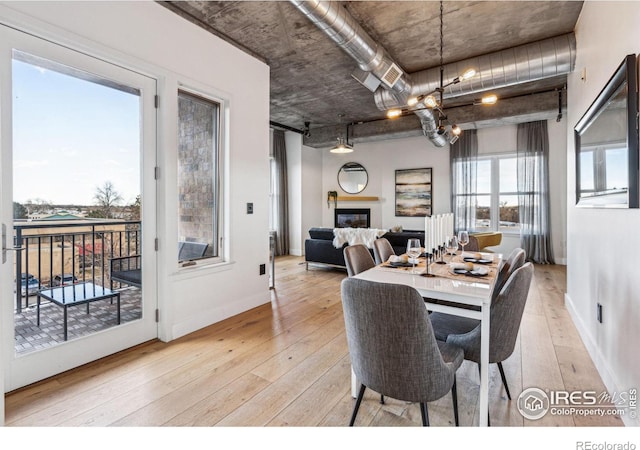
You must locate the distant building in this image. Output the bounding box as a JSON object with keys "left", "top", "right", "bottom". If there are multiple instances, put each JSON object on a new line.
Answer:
{"left": 34, "top": 211, "right": 85, "bottom": 221}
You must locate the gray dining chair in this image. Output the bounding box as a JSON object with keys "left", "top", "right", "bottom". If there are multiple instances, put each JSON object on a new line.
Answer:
{"left": 373, "top": 238, "right": 395, "bottom": 265}
{"left": 344, "top": 244, "right": 375, "bottom": 277}
{"left": 343, "top": 243, "right": 383, "bottom": 403}
{"left": 341, "top": 277, "right": 463, "bottom": 426}
{"left": 429, "top": 262, "right": 534, "bottom": 410}
{"left": 501, "top": 247, "right": 525, "bottom": 273}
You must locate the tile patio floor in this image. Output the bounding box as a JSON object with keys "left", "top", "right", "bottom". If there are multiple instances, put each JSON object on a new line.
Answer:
{"left": 13, "top": 287, "right": 142, "bottom": 355}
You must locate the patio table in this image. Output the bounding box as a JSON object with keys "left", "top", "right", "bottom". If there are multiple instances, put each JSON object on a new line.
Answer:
{"left": 37, "top": 282, "right": 121, "bottom": 341}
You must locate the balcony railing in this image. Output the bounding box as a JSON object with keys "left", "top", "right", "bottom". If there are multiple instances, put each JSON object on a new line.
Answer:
{"left": 13, "top": 220, "right": 141, "bottom": 313}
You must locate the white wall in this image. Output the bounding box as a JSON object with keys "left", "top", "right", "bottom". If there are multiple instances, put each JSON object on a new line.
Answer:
{"left": 566, "top": 1, "right": 640, "bottom": 426}
{"left": 321, "top": 135, "right": 451, "bottom": 231}
{"left": 0, "top": 2, "right": 271, "bottom": 342}
{"left": 300, "top": 143, "right": 323, "bottom": 249}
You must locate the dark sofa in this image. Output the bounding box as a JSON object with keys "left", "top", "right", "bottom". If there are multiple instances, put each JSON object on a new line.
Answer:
{"left": 304, "top": 227, "right": 425, "bottom": 269}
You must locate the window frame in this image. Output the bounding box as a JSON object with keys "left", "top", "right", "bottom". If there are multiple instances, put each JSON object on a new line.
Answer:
{"left": 453, "top": 153, "right": 522, "bottom": 234}
{"left": 176, "top": 86, "right": 226, "bottom": 268}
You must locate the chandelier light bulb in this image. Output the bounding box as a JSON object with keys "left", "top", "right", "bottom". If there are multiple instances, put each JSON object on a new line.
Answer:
{"left": 460, "top": 68, "right": 476, "bottom": 81}
{"left": 387, "top": 109, "right": 403, "bottom": 119}
{"left": 451, "top": 124, "right": 461, "bottom": 136}
{"left": 424, "top": 95, "right": 438, "bottom": 109}
{"left": 407, "top": 97, "right": 419, "bottom": 106}
{"left": 481, "top": 94, "right": 498, "bottom": 105}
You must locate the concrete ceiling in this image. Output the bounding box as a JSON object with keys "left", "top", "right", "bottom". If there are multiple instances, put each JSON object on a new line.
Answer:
{"left": 161, "top": 1, "right": 584, "bottom": 147}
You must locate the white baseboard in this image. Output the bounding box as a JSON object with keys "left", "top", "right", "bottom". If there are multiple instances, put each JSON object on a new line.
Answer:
{"left": 289, "top": 248, "right": 302, "bottom": 256}
{"left": 170, "top": 291, "right": 270, "bottom": 340}
{"left": 564, "top": 293, "right": 637, "bottom": 426}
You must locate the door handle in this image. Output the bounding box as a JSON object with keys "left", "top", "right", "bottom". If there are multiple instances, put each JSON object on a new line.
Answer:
{"left": 2, "top": 223, "right": 23, "bottom": 264}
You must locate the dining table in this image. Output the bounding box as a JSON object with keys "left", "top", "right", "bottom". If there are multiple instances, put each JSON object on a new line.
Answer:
{"left": 351, "top": 250, "right": 502, "bottom": 427}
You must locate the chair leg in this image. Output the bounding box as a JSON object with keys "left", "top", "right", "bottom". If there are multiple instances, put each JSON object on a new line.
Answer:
{"left": 380, "top": 394, "right": 385, "bottom": 404}
{"left": 420, "top": 402, "right": 430, "bottom": 426}
{"left": 497, "top": 362, "right": 511, "bottom": 400}
{"left": 349, "top": 384, "right": 367, "bottom": 426}
{"left": 451, "top": 375, "right": 459, "bottom": 426}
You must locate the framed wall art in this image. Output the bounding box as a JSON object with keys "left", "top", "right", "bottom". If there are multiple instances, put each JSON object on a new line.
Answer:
{"left": 395, "top": 167, "right": 432, "bottom": 217}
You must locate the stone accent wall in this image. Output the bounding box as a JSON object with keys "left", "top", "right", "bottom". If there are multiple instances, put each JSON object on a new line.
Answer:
{"left": 177, "top": 92, "right": 216, "bottom": 256}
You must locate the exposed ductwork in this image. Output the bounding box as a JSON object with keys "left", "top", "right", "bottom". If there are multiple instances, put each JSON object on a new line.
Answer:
{"left": 289, "top": 0, "right": 412, "bottom": 100}
{"left": 289, "top": 0, "right": 576, "bottom": 147}
{"left": 374, "top": 34, "right": 576, "bottom": 111}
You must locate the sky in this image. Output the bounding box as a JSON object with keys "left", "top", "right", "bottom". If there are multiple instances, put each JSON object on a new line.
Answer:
{"left": 12, "top": 56, "right": 141, "bottom": 206}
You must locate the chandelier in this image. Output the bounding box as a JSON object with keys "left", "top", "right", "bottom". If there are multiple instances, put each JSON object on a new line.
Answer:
{"left": 387, "top": 1, "right": 497, "bottom": 145}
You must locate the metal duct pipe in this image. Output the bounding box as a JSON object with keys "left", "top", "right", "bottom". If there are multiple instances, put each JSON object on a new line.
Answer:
{"left": 414, "top": 108, "right": 448, "bottom": 147}
{"left": 374, "top": 33, "right": 576, "bottom": 110}
{"left": 289, "top": 0, "right": 412, "bottom": 100}
{"left": 290, "top": 0, "right": 451, "bottom": 145}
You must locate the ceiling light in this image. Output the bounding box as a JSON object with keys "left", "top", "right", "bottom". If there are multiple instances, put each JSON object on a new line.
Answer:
{"left": 460, "top": 68, "right": 476, "bottom": 81}
{"left": 387, "top": 108, "right": 403, "bottom": 119}
{"left": 330, "top": 137, "right": 353, "bottom": 153}
{"left": 330, "top": 117, "right": 354, "bottom": 153}
{"left": 423, "top": 95, "right": 438, "bottom": 109}
{"left": 481, "top": 94, "right": 498, "bottom": 105}
{"left": 384, "top": 1, "right": 484, "bottom": 141}
{"left": 429, "top": 0, "right": 468, "bottom": 146}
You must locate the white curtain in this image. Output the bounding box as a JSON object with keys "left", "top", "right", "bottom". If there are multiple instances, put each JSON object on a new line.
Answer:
{"left": 450, "top": 129, "right": 478, "bottom": 232}
{"left": 517, "top": 121, "right": 555, "bottom": 264}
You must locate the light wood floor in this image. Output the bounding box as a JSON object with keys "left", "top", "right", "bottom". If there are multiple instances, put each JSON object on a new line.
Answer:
{"left": 4, "top": 256, "right": 622, "bottom": 427}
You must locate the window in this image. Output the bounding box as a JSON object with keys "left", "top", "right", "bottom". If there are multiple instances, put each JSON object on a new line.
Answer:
{"left": 453, "top": 154, "right": 522, "bottom": 233}
{"left": 498, "top": 156, "right": 520, "bottom": 232}
{"left": 177, "top": 89, "right": 223, "bottom": 265}
{"left": 579, "top": 144, "right": 628, "bottom": 197}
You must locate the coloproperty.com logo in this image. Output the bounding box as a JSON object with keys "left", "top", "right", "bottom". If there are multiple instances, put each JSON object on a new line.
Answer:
{"left": 517, "top": 387, "right": 637, "bottom": 420}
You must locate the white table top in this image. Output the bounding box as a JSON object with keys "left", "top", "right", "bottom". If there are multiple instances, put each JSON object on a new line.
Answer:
{"left": 352, "top": 253, "right": 501, "bottom": 308}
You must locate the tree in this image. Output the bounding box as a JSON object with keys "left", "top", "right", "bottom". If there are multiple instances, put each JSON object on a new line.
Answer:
{"left": 93, "top": 181, "right": 123, "bottom": 219}
{"left": 24, "top": 198, "right": 52, "bottom": 215}
{"left": 13, "top": 201, "right": 28, "bottom": 219}
{"left": 124, "top": 195, "right": 141, "bottom": 221}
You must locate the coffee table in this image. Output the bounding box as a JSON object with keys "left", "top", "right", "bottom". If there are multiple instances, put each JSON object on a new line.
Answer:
{"left": 37, "top": 282, "right": 121, "bottom": 341}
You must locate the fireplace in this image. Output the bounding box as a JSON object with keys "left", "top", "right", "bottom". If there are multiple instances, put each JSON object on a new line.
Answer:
{"left": 335, "top": 208, "right": 370, "bottom": 228}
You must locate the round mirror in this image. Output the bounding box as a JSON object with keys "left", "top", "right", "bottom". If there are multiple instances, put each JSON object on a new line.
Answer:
{"left": 338, "top": 162, "right": 368, "bottom": 194}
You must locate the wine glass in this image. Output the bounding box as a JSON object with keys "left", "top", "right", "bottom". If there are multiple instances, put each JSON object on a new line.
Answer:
{"left": 458, "top": 230, "right": 469, "bottom": 255}
{"left": 406, "top": 238, "right": 421, "bottom": 274}
{"left": 445, "top": 236, "right": 458, "bottom": 263}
